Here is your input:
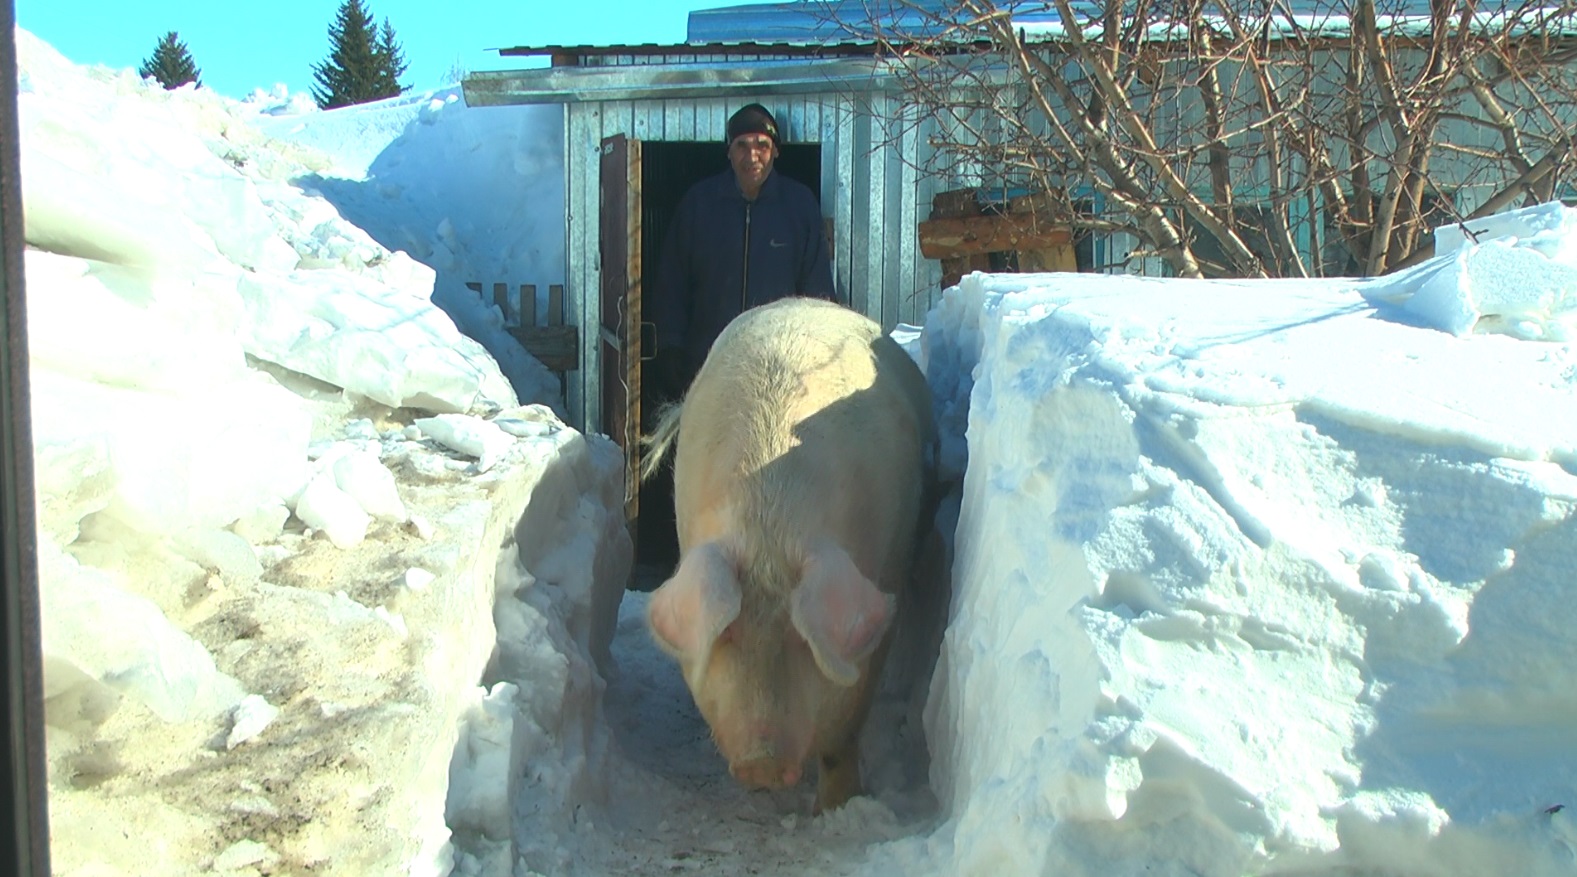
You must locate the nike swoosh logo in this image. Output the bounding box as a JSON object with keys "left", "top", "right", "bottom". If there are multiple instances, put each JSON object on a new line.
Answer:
{"left": 769, "top": 239, "right": 787, "bottom": 248}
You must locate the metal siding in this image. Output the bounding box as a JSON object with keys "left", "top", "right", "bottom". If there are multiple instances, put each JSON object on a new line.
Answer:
{"left": 660, "top": 101, "right": 677, "bottom": 140}
{"left": 916, "top": 113, "right": 944, "bottom": 311}
{"left": 567, "top": 105, "right": 600, "bottom": 431}
{"left": 631, "top": 103, "right": 655, "bottom": 141}
{"left": 848, "top": 100, "right": 875, "bottom": 318}
{"left": 901, "top": 109, "right": 923, "bottom": 324}
{"left": 895, "top": 106, "right": 925, "bottom": 325}
{"left": 556, "top": 85, "right": 951, "bottom": 432}
{"left": 833, "top": 96, "right": 857, "bottom": 310}
{"left": 865, "top": 96, "right": 892, "bottom": 327}
{"left": 604, "top": 101, "right": 634, "bottom": 143}
{"left": 678, "top": 102, "right": 697, "bottom": 141}
{"left": 879, "top": 105, "right": 905, "bottom": 329}
{"left": 703, "top": 99, "right": 727, "bottom": 141}
{"left": 782, "top": 97, "right": 808, "bottom": 147}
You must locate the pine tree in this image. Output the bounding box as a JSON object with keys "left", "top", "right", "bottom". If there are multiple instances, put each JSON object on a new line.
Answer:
{"left": 310, "top": 0, "right": 408, "bottom": 109}
{"left": 138, "top": 31, "right": 202, "bottom": 90}
{"left": 373, "top": 19, "right": 409, "bottom": 99}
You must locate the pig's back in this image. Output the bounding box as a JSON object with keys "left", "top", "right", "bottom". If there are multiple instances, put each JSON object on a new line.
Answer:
{"left": 673, "top": 298, "right": 930, "bottom": 594}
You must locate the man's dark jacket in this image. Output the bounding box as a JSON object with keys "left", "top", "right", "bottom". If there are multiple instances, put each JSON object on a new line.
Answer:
{"left": 651, "top": 167, "right": 838, "bottom": 390}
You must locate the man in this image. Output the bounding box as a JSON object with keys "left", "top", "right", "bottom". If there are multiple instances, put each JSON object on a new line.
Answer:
{"left": 650, "top": 103, "right": 838, "bottom": 401}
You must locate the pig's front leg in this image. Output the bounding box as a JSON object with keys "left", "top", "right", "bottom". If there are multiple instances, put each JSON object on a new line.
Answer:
{"left": 814, "top": 736, "right": 862, "bottom": 814}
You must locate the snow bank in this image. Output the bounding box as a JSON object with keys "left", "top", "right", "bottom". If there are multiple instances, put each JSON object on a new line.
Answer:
{"left": 254, "top": 85, "right": 569, "bottom": 413}
{"left": 43, "top": 406, "right": 631, "bottom": 877}
{"left": 17, "top": 27, "right": 633, "bottom": 877}
{"left": 17, "top": 28, "right": 556, "bottom": 419}
{"left": 446, "top": 424, "right": 634, "bottom": 876}
{"left": 1367, "top": 200, "right": 1577, "bottom": 340}
{"left": 896, "top": 246, "right": 1577, "bottom": 874}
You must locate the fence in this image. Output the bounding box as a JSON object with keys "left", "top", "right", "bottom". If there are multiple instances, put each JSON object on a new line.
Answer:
{"left": 465, "top": 281, "right": 578, "bottom": 393}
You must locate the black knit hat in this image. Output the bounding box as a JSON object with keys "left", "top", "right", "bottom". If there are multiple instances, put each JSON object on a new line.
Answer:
{"left": 726, "top": 103, "right": 780, "bottom": 147}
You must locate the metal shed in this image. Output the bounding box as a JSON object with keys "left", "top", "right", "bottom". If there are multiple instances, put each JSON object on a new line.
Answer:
{"left": 460, "top": 28, "right": 986, "bottom": 566}
{"left": 463, "top": 45, "right": 948, "bottom": 446}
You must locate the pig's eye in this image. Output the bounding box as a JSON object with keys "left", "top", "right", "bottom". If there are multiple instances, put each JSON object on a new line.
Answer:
{"left": 717, "top": 622, "right": 739, "bottom": 645}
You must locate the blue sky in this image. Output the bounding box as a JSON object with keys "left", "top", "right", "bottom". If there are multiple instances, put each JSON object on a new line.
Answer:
{"left": 16, "top": 0, "right": 770, "bottom": 100}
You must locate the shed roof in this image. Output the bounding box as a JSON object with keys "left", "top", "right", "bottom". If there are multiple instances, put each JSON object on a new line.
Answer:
{"left": 498, "top": 0, "right": 1488, "bottom": 62}
{"left": 470, "top": 0, "right": 1557, "bottom": 106}
{"left": 462, "top": 56, "right": 903, "bottom": 106}
{"left": 494, "top": 41, "right": 896, "bottom": 60}
{"left": 684, "top": 0, "right": 1063, "bottom": 44}
{"left": 682, "top": 0, "right": 1453, "bottom": 45}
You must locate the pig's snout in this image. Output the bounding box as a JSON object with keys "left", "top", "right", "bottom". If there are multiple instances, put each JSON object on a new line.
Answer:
{"left": 729, "top": 753, "right": 803, "bottom": 789}
{"left": 725, "top": 723, "right": 807, "bottom": 789}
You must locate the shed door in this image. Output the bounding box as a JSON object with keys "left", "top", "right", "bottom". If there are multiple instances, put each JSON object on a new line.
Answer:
{"left": 598, "top": 134, "right": 642, "bottom": 523}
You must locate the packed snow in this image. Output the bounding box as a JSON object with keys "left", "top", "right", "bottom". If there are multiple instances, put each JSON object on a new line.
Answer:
{"left": 17, "top": 23, "right": 1577, "bottom": 877}
{"left": 893, "top": 240, "right": 1577, "bottom": 876}
{"left": 18, "top": 26, "right": 626, "bottom": 877}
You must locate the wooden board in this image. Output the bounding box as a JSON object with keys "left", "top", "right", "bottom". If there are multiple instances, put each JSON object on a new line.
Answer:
{"left": 918, "top": 213, "right": 1074, "bottom": 260}
{"left": 930, "top": 188, "right": 990, "bottom": 290}
{"left": 507, "top": 325, "right": 579, "bottom": 373}
{"left": 597, "top": 134, "right": 642, "bottom": 524}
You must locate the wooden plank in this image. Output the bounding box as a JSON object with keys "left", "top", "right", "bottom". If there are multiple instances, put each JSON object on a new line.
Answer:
{"left": 519, "top": 284, "right": 537, "bottom": 327}
{"left": 598, "top": 133, "right": 642, "bottom": 523}
{"left": 599, "top": 137, "right": 629, "bottom": 337}
{"left": 510, "top": 325, "right": 580, "bottom": 373}
{"left": 492, "top": 282, "right": 509, "bottom": 319}
{"left": 548, "top": 283, "right": 565, "bottom": 326}
{"left": 918, "top": 213, "right": 1074, "bottom": 260}
{"left": 622, "top": 139, "right": 643, "bottom": 523}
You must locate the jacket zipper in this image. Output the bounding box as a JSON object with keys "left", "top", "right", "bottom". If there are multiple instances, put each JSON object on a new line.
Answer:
{"left": 741, "top": 201, "right": 752, "bottom": 314}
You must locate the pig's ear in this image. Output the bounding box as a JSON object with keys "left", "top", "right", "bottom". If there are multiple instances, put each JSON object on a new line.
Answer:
{"left": 790, "top": 544, "right": 894, "bottom": 687}
{"left": 647, "top": 541, "right": 742, "bottom": 663}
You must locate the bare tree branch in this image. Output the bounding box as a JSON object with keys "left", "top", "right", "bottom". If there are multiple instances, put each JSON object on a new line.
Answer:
{"left": 840, "top": 0, "right": 1577, "bottom": 280}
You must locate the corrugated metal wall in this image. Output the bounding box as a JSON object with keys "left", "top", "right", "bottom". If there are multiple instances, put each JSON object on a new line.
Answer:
{"left": 563, "top": 91, "right": 944, "bottom": 433}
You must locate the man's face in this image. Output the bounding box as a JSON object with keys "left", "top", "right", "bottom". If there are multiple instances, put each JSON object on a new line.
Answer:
{"left": 728, "top": 133, "right": 778, "bottom": 194}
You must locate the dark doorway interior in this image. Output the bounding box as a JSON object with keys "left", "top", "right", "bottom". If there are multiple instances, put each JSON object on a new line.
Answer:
{"left": 634, "top": 140, "right": 823, "bottom": 577}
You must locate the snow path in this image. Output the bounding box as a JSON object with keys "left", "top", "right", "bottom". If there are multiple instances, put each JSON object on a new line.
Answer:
{"left": 586, "top": 564, "right": 949, "bottom": 876}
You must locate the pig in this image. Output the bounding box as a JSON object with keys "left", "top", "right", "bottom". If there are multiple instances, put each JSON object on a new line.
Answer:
{"left": 640, "top": 296, "right": 936, "bottom": 813}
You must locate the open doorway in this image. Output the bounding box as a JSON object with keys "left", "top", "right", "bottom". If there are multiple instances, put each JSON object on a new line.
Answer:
{"left": 633, "top": 140, "right": 824, "bottom": 578}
